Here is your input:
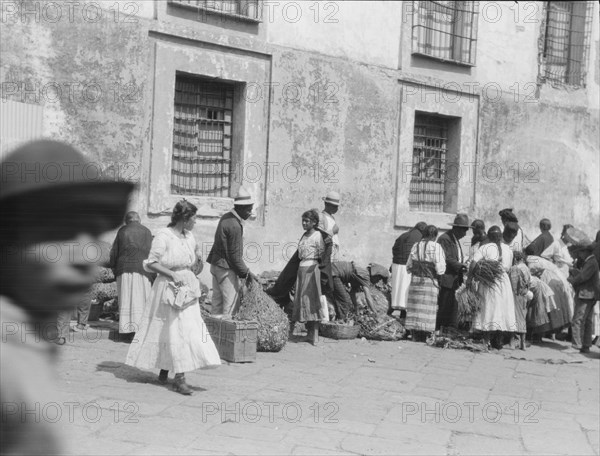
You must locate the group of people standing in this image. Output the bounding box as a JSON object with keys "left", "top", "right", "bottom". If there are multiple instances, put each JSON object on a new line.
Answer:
{"left": 390, "top": 209, "right": 600, "bottom": 353}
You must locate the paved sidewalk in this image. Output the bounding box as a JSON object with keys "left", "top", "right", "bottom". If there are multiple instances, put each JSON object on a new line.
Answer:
{"left": 53, "top": 325, "right": 599, "bottom": 455}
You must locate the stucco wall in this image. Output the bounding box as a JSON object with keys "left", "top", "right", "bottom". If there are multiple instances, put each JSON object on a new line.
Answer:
{"left": 1, "top": 1, "right": 598, "bottom": 277}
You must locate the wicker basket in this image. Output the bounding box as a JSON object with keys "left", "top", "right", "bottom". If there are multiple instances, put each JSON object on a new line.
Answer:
{"left": 319, "top": 322, "right": 360, "bottom": 340}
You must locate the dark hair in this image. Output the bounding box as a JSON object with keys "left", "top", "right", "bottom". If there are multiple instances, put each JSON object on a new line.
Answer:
{"left": 503, "top": 221, "right": 519, "bottom": 243}
{"left": 168, "top": 200, "right": 197, "bottom": 227}
{"left": 125, "top": 211, "right": 140, "bottom": 224}
{"left": 414, "top": 221, "right": 427, "bottom": 234}
{"left": 423, "top": 225, "right": 438, "bottom": 241}
{"left": 540, "top": 218, "right": 551, "bottom": 231}
{"left": 471, "top": 219, "right": 486, "bottom": 244}
{"left": 302, "top": 209, "right": 320, "bottom": 226}
{"left": 488, "top": 225, "right": 503, "bottom": 261}
{"left": 499, "top": 208, "right": 518, "bottom": 223}
{"left": 513, "top": 250, "right": 526, "bottom": 264}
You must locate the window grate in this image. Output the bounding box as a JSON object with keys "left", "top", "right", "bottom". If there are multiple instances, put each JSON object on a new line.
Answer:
{"left": 412, "top": 1, "right": 479, "bottom": 65}
{"left": 169, "top": 0, "right": 261, "bottom": 21}
{"left": 541, "top": 1, "right": 593, "bottom": 87}
{"left": 171, "top": 76, "right": 234, "bottom": 197}
{"left": 409, "top": 114, "right": 448, "bottom": 213}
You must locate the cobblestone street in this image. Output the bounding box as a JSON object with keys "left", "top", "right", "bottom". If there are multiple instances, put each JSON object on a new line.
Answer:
{"left": 54, "top": 324, "right": 599, "bottom": 456}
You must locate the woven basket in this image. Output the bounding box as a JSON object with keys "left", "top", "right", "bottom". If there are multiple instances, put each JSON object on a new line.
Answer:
{"left": 319, "top": 322, "right": 360, "bottom": 340}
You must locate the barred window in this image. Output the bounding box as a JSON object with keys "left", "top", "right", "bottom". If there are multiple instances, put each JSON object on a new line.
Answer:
{"left": 169, "top": 0, "right": 261, "bottom": 21}
{"left": 172, "top": 75, "right": 234, "bottom": 197}
{"left": 409, "top": 114, "right": 449, "bottom": 213}
{"left": 412, "top": 1, "right": 478, "bottom": 66}
{"left": 541, "top": 1, "right": 593, "bottom": 87}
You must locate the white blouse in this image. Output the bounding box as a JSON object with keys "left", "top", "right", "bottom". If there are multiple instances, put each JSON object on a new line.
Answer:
{"left": 473, "top": 242, "right": 513, "bottom": 272}
{"left": 406, "top": 240, "right": 446, "bottom": 275}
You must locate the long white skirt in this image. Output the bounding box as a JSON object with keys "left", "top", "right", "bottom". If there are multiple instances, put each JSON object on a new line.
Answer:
{"left": 117, "top": 272, "right": 151, "bottom": 334}
{"left": 472, "top": 273, "right": 517, "bottom": 332}
{"left": 125, "top": 272, "right": 221, "bottom": 373}
{"left": 391, "top": 264, "right": 411, "bottom": 310}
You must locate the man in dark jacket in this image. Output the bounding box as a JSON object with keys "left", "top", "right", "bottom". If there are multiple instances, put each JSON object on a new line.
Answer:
{"left": 437, "top": 214, "right": 470, "bottom": 330}
{"left": 525, "top": 218, "right": 554, "bottom": 256}
{"left": 330, "top": 261, "right": 375, "bottom": 321}
{"left": 109, "top": 211, "right": 153, "bottom": 335}
{"left": 568, "top": 242, "right": 600, "bottom": 353}
{"left": 207, "top": 188, "right": 258, "bottom": 316}
{"left": 390, "top": 222, "right": 427, "bottom": 313}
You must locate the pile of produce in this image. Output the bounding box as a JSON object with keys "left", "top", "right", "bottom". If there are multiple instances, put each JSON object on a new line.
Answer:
{"left": 234, "top": 279, "right": 289, "bottom": 352}
{"left": 354, "top": 285, "right": 404, "bottom": 341}
{"left": 427, "top": 335, "right": 487, "bottom": 352}
{"left": 470, "top": 259, "right": 504, "bottom": 289}
{"left": 89, "top": 265, "right": 118, "bottom": 320}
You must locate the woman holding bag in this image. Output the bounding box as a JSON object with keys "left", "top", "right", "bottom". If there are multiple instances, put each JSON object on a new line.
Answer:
{"left": 125, "top": 200, "right": 221, "bottom": 395}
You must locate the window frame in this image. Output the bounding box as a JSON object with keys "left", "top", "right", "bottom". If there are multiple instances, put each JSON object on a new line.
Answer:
{"left": 168, "top": 0, "right": 262, "bottom": 23}
{"left": 411, "top": 0, "right": 479, "bottom": 67}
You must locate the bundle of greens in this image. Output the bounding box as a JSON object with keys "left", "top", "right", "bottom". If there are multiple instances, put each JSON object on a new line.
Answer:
{"left": 456, "top": 283, "right": 480, "bottom": 324}
{"left": 469, "top": 259, "right": 504, "bottom": 290}
{"left": 234, "top": 280, "right": 289, "bottom": 352}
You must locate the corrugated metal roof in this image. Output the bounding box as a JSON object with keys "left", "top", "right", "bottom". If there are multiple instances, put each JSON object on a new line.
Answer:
{"left": 0, "top": 100, "right": 44, "bottom": 159}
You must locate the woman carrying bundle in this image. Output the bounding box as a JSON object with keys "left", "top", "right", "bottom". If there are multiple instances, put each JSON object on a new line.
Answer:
{"left": 291, "top": 209, "right": 329, "bottom": 346}
{"left": 471, "top": 226, "right": 516, "bottom": 349}
{"left": 405, "top": 225, "right": 446, "bottom": 342}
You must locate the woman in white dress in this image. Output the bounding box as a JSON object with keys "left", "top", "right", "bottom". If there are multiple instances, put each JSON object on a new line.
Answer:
{"left": 471, "top": 226, "right": 516, "bottom": 349}
{"left": 125, "top": 200, "right": 221, "bottom": 395}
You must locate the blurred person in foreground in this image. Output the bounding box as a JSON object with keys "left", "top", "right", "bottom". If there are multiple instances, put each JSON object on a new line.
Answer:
{"left": 109, "top": 211, "right": 153, "bottom": 339}
{"left": 0, "top": 140, "right": 133, "bottom": 455}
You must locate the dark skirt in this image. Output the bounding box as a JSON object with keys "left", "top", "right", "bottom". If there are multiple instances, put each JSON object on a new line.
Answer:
{"left": 405, "top": 276, "right": 439, "bottom": 333}
{"left": 291, "top": 264, "right": 324, "bottom": 322}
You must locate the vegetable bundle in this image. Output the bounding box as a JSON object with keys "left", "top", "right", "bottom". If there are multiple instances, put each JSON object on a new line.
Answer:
{"left": 234, "top": 280, "right": 289, "bottom": 352}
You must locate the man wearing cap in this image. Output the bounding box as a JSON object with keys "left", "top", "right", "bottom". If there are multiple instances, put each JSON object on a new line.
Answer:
{"left": 207, "top": 187, "right": 259, "bottom": 316}
{"left": 568, "top": 242, "right": 599, "bottom": 353}
{"left": 0, "top": 140, "right": 133, "bottom": 455}
{"left": 318, "top": 191, "right": 341, "bottom": 262}
{"left": 436, "top": 214, "right": 470, "bottom": 330}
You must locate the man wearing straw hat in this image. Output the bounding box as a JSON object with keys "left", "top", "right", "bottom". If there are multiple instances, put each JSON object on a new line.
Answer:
{"left": 0, "top": 140, "right": 134, "bottom": 455}
{"left": 318, "top": 191, "right": 341, "bottom": 262}
{"left": 207, "top": 187, "right": 259, "bottom": 317}
{"left": 436, "top": 213, "right": 470, "bottom": 330}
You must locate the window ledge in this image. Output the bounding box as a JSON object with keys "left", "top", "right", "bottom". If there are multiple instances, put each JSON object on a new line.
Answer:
{"left": 396, "top": 211, "right": 461, "bottom": 230}
{"left": 411, "top": 52, "right": 475, "bottom": 68}
{"left": 169, "top": 1, "right": 262, "bottom": 23}
{"left": 149, "top": 195, "right": 234, "bottom": 218}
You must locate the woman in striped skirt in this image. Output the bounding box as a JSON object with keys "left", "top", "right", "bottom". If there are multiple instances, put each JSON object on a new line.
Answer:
{"left": 405, "top": 225, "right": 446, "bottom": 341}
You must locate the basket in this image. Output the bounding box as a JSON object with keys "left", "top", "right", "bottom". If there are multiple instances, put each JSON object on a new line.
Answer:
{"left": 319, "top": 321, "right": 360, "bottom": 340}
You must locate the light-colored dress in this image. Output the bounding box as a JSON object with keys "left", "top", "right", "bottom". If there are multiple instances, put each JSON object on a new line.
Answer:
{"left": 472, "top": 243, "right": 517, "bottom": 332}
{"left": 405, "top": 241, "right": 446, "bottom": 332}
{"left": 292, "top": 230, "right": 326, "bottom": 322}
{"left": 125, "top": 228, "right": 221, "bottom": 373}
{"left": 117, "top": 273, "right": 151, "bottom": 333}
{"left": 526, "top": 255, "right": 574, "bottom": 333}
{"left": 541, "top": 239, "right": 573, "bottom": 278}
{"left": 390, "top": 263, "right": 410, "bottom": 310}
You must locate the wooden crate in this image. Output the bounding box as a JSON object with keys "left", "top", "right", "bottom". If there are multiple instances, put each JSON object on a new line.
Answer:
{"left": 204, "top": 315, "right": 258, "bottom": 363}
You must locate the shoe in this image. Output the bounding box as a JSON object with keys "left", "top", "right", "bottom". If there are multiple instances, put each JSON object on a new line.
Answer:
{"left": 571, "top": 344, "right": 582, "bottom": 350}
{"left": 73, "top": 324, "right": 89, "bottom": 332}
{"left": 158, "top": 369, "right": 169, "bottom": 384}
{"left": 580, "top": 347, "right": 590, "bottom": 354}
{"left": 55, "top": 337, "right": 66, "bottom": 345}
{"left": 173, "top": 376, "right": 193, "bottom": 395}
